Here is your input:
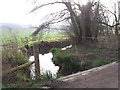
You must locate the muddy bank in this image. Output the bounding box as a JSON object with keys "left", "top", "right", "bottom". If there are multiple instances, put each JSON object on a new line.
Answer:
{"left": 21, "top": 41, "right": 71, "bottom": 56}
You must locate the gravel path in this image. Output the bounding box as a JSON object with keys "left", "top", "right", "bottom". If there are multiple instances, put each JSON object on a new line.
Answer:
{"left": 50, "top": 62, "right": 118, "bottom": 88}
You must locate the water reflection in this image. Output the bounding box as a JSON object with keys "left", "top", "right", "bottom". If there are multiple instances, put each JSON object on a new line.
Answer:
{"left": 61, "top": 45, "right": 72, "bottom": 50}
{"left": 29, "top": 45, "right": 72, "bottom": 79}
{"left": 29, "top": 52, "right": 59, "bottom": 79}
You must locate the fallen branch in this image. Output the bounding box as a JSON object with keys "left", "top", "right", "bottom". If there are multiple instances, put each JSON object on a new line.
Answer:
{"left": 3, "top": 61, "right": 35, "bottom": 75}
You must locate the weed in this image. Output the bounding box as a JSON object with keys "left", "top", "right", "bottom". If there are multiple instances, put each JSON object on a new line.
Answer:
{"left": 41, "top": 71, "right": 54, "bottom": 81}
{"left": 92, "top": 57, "right": 110, "bottom": 67}
{"left": 11, "top": 53, "right": 28, "bottom": 65}
{"left": 49, "top": 48, "right": 61, "bottom": 55}
{"left": 117, "top": 60, "right": 120, "bottom": 63}
{"left": 52, "top": 52, "right": 81, "bottom": 76}
{"left": 83, "top": 56, "right": 110, "bottom": 70}
{"left": 83, "top": 60, "right": 93, "bottom": 70}
{"left": 82, "top": 52, "right": 96, "bottom": 60}
{"left": 53, "top": 52, "right": 73, "bottom": 66}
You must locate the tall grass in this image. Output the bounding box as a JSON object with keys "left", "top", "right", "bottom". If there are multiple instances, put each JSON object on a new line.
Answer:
{"left": 83, "top": 55, "right": 110, "bottom": 70}
{"left": 50, "top": 48, "right": 81, "bottom": 76}
{"left": 2, "top": 32, "right": 31, "bottom": 86}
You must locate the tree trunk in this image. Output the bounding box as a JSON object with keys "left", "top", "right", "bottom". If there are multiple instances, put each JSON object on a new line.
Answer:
{"left": 64, "top": 2, "right": 82, "bottom": 44}
{"left": 115, "top": 24, "right": 118, "bottom": 35}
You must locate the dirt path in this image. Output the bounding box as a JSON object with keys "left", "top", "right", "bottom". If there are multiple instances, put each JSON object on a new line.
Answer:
{"left": 50, "top": 62, "right": 118, "bottom": 88}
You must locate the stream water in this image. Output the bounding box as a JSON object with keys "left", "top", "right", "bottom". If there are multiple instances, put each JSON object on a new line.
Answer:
{"left": 29, "top": 45, "right": 72, "bottom": 79}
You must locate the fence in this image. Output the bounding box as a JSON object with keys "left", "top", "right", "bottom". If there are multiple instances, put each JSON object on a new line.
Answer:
{"left": 81, "top": 35, "right": 119, "bottom": 50}
{"left": 2, "top": 43, "right": 40, "bottom": 82}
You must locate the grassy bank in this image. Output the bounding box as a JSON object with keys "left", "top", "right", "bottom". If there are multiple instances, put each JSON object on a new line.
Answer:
{"left": 1, "top": 27, "right": 118, "bottom": 88}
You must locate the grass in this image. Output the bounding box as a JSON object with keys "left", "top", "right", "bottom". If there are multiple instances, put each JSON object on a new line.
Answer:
{"left": 62, "top": 44, "right": 117, "bottom": 71}
{"left": 92, "top": 56, "right": 110, "bottom": 67}
{"left": 1, "top": 26, "right": 118, "bottom": 88}
{"left": 49, "top": 48, "right": 61, "bottom": 54}
{"left": 1, "top": 27, "right": 69, "bottom": 88}
{"left": 0, "top": 83, "right": 2, "bottom": 90}
{"left": 2, "top": 70, "right": 58, "bottom": 88}
{"left": 2, "top": 81, "right": 45, "bottom": 88}
{"left": 0, "top": 27, "right": 69, "bottom": 47}
{"left": 0, "top": 27, "right": 35, "bottom": 38}
{"left": 83, "top": 55, "right": 110, "bottom": 70}
{"left": 51, "top": 48, "right": 81, "bottom": 76}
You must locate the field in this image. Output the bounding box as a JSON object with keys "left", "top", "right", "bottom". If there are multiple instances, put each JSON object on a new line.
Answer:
{"left": 0, "top": 27, "right": 69, "bottom": 46}
{"left": 0, "top": 27, "right": 35, "bottom": 38}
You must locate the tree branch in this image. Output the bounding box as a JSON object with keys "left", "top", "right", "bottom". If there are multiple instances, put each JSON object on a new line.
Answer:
{"left": 30, "top": 1, "right": 66, "bottom": 13}
{"left": 97, "top": 21, "right": 120, "bottom": 27}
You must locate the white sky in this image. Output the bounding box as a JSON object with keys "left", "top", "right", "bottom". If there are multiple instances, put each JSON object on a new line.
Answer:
{"left": 0, "top": 0, "right": 118, "bottom": 26}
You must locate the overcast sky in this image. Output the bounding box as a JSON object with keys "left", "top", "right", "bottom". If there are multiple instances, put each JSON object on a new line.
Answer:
{"left": 0, "top": 0, "right": 118, "bottom": 26}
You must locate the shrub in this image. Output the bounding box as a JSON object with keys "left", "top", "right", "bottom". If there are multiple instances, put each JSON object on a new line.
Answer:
{"left": 41, "top": 71, "right": 54, "bottom": 81}
{"left": 52, "top": 52, "right": 81, "bottom": 76}
{"left": 49, "top": 48, "right": 61, "bottom": 55}
{"left": 2, "top": 47, "right": 29, "bottom": 84}
{"left": 11, "top": 53, "right": 28, "bottom": 65}
{"left": 83, "top": 56, "right": 110, "bottom": 70}
{"left": 82, "top": 52, "right": 96, "bottom": 60}
{"left": 92, "top": 57, "right": 110, "bottom": 67}
{"left": 52, "top": 52, "right": 73, "bottom": 66}
{"left": 83, "top": 60, "right": 93, "bottom": 70}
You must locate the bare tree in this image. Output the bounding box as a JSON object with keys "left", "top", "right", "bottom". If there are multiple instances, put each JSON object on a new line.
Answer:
{"left": 31, "top": 0, "right": 120, "bottom": 42}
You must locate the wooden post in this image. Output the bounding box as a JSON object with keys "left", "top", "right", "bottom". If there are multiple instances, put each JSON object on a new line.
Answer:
{"left": 33, "top": 44, "right": 40, "bottom": 79}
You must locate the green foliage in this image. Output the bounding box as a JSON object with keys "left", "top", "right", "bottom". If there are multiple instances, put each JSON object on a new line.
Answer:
{"left": 11, "top": 53, "right": 28, "bottom": 65}
{"left": 41, "top": 71, "right": 54, "bottom": 81}
{"left": 52, "top": 52, "right": 80, "bottom": 76}
{"left": 83, "top": 56, "right": 110, "bottom": 70}
{"left": 53, "top": 52, "right": 73, "bottom": 66}
{"left": 83, "top": 52, "right": 96, "bottom": 60}
{"left": 2, "top": 46, "right": 29, "bottom": 85}
{"left": 16, "top": 71, "right": 29, "bottom": 81}
{"left": 50, "top": 48, "right": 61, "bottom": 55}
{"left": 56, "top": 73, "right": 61, "bottom": 78}
{"left": 117, "top": 60, "right": 120, "bottom": 63}
{"left": 92, "top": 57, "right": 110, "bottom": 67}
{"left": 3, "top": 71, "right": 56, "bottom": 88}
{"left": 83, "top": 60, "right": 93, "bottom": 70}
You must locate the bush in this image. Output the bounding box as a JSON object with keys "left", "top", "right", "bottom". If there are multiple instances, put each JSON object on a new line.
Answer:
{"left": 53, "top": 52, "right": 73, "bottom": 66}
{"left": 92, "top": 57, "right": 110, "bottom": 67}
{"left": 11, "top": 53, "right": 28, "bottom": 65}
{"left": 2, "top": 47, "right": 29, "bottom": 84}
{"left": 49, "top": 48, "right": 61, "bottom": 55}
{"left": 41, "top": 71, "right": 54, "bottom": 81}
{"left": 83, "top": 60, "right": 93, "bottom": 70}
{"left": 52, "top": 52, "right": 81, "bottom": 76}
{"left": 82, "top": 52, "right": 96, "bottom": 60}
{"left": 83, "top": 56, "right": 110, "bottom": 70}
